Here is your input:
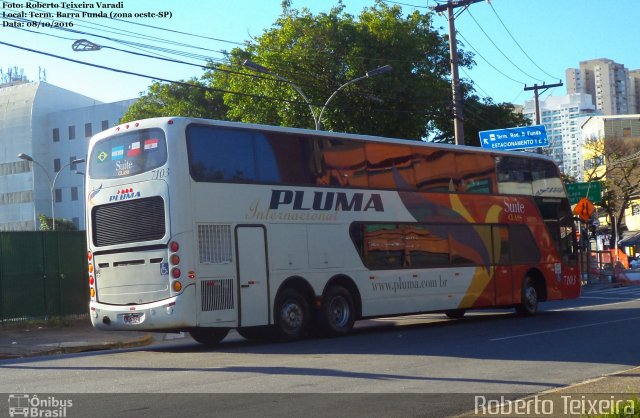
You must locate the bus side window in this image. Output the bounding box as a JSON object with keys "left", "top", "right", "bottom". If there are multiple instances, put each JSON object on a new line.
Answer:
{"left": 187, "top": 125, "right": 257, "bottom": 182}
{"left": 320, "top": 139, "right": 368, "bottom": 187}
{"left": 510, "top": 225, "right": 541, "bottom": 264}
{"left": 496, "top": 156, "right": 533, "bottom": 196}
{"left": 492, "top": 226, "right": 511, "bottom": 265}
{"left": 365, "top": 143, "right": 415, "bottom": 190}
{"left": 412, "top": 148, "right": 457, "bottom": 193}
{"left": 455, "top": 153, "right": 496, "bottom": 194}
{"left": 448, "top": 225, "right": 492, "bottom": 265}
{"left": 261, "top": 132, "right": 316, "bottom": 185}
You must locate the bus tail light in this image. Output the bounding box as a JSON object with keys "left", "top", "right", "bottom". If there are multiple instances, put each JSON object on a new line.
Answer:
{"left": 169, "top": 241, "right": 182, "bottom": 284}
{"left": 88, "top": 251, "right": 95, "bottom": 300}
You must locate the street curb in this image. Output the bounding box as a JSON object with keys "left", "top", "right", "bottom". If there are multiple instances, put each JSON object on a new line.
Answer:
{"left": 0, "top": 334, "right": 154, "bottom": 360}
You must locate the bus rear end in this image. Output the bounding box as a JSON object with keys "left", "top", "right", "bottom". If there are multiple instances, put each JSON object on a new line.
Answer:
{"left": 86, "top": 118, "right": 194, "bottom": 331}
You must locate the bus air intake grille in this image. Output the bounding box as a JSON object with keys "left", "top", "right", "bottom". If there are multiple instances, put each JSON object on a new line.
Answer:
{"left": 201, "top": 279, "right": 234, "bottom": 311}
{"left": 92, "top": 196, "right": 166, "bottom": 246}
{"left": 198, "top": 224, "right": 232, "bottom": 264}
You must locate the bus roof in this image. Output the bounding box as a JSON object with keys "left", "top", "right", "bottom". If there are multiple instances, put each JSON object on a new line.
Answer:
{"left": 97, "top": 116, "right": 556, "bottom": 163}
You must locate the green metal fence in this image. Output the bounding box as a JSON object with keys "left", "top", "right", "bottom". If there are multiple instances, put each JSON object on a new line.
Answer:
{"left": 0, "top": 231, "right": 89, "bottom": 324}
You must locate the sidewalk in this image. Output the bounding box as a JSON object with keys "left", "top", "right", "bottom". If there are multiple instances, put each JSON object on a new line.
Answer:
{"left": 0, "top": 318, "right": 153, "bottom": 360}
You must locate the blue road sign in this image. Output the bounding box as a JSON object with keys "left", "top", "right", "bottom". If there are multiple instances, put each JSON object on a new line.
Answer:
{"left": 478, "top": 125, "right": 549, "bottom": 151}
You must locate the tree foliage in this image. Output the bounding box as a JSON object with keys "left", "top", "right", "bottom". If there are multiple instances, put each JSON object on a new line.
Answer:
{"left": 38, "top": 214, "right": 77, "bottom": 231}
{"left": 212, "top": 2, "right": 464, "bottom": 140}
{"left": 124, "top": 1, "right": 526, "bottom": 144}
{"left": 121, "top": 77, "right": 227, "bottom": 122}
{"left": 583, "top": 136, "right": 640, "bottom": 236}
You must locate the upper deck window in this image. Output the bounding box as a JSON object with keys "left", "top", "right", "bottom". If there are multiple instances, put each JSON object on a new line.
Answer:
{"left": 89, "top": 128, "right": 167, "bottom": 179}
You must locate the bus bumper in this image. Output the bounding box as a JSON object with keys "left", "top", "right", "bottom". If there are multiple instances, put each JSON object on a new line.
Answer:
{"left": 89, "top": 286, "right": 196, "bottom": 331}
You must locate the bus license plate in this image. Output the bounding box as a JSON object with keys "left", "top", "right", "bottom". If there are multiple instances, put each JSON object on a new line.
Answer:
{"left": 123, "top": 313, "right": 142, "bottom": 324}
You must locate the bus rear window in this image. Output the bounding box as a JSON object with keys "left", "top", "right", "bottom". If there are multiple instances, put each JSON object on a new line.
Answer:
{"left": 89, "top": 128, "right": 167, "bottom": 179}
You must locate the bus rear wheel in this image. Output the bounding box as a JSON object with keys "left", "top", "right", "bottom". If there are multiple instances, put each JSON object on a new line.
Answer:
{"left": 274, "top": 288, "right": 310, "bottom": 341}
{"left": 189, "top": 328, "right": 230, "bottom": 345}
{"left": 516, "top": 276, "right": 539, "bottom": 316}
{"left": 318, "top": 286, "right": 355, "bottom": 337}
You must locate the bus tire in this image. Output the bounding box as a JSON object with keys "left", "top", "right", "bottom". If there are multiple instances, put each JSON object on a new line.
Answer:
{"left": 445, "top": 309, "right": 466, "bottom": 319}
{"left": 274, "top": 288, "right": 310, "bottom": 341}
{"left": 189, "top": 327, "right": 230, "bottom": 345}
{"left": 319, "top": 286, "right": 355, "bottom": 337}
{"left": 516, "top": 276, "right": 539, "bottom": 316}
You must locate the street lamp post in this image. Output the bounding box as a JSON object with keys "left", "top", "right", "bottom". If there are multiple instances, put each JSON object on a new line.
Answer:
{"left": 242, "top": 60, "right": 392, "bottom": 130}
{"left": 18, "top": 153, "right": 85, "bottom": 231}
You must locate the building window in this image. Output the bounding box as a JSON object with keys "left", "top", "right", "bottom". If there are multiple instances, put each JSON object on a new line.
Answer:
{"left": 633, "top": 205, "right": 640, "bottom": 216}
{"left": 71, "top": 187, "right": 78, "bottom": 201}
{"left": 101, "top": 120, "right": 109, "bottom": 131}
{"left": 53, "top": 128, "right": 60, "bottom": 142}
{"left": 623, "top": 127, "right": 631, "bottom": 137}
{"left": 68, "top": 125, "right": 76, "bottom": 140}
{"left": 54, "top": 158, "right": 61, "bottom": 172}
{"left": 85, "top": 123, "right": 92, "bottom": 137}
{"left": 55, "top": 188, "right": 62, "bottom": 203}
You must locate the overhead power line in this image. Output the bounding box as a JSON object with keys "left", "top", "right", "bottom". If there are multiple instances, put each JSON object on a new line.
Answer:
{"left": 466, "top": 9, "right": 545, "bottom": 83}
{"left": 65, "top": 7, "right": 245, "bottom": 46}
{"left": 456, "top": 30, "right": 526, "bottom": 85}
{"left": 0, "top": 40, "right": 437, "bottom": 119}
{"left": 487, "top": 2, "right": 561, "bottom": 81}
{"left": 0, "top": 40, "right": 292, "bottom": 103}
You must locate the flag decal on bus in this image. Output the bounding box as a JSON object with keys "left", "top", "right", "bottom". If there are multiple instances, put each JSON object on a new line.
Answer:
{"left": 144, "top": 138, "right": 159, "bottom": 150}
{"left": 111, "top": 146, "right": 124, "bottom": 160}
{"left": 127, "top": 141, "right": 141, "bottom": 157}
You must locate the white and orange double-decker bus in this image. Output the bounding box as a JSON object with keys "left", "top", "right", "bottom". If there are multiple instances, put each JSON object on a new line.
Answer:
{"left": 85, "top": 117, "right": 580, "bottom": 344}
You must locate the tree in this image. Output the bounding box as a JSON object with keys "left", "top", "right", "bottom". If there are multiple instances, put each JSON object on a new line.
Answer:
{"left": 124, "top": 2, "right": 526, "bottom": 144}
{"left": 121, "top": 77, "right": 227, "bottom": 123}
{"left": 213, "top": 2, "right": 473, "bottom": 140}
{"left": 451, "top": 95, "right": 530, "bottom": 147}
{"left": 38, "top": 214, "right": 78, "bottom": 231}
{"left": 582, "top": 136, "right": 640, "bottom": 239}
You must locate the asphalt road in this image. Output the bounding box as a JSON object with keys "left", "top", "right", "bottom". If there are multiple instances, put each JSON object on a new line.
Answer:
{"left": 1, "top": 286, "right": 639, "bottom": 417}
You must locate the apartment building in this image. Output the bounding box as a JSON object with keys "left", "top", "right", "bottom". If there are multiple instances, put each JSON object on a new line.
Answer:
{"left": 566, "top": 58, "right": 639, "bottom": 115}
{"left": 522, "top": 93, "right": 597, "bottom": 180}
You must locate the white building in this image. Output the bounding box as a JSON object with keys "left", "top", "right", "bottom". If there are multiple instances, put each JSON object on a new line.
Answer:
{"left": 0, "top": 81, "right": 134, "bottom": 230}
{"left": 522, "top": 93, "right": 597, "bottom": 180}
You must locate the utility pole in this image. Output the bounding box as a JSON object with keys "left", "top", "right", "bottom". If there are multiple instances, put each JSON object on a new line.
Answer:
{"left": 524, "top": 81, "right": 563, "bottom": 154}
{"left": 433, "top": 0, "right": 484, "bottom": 146}
{"left": 524, "top": 81, "right": 564, "bottom": 124}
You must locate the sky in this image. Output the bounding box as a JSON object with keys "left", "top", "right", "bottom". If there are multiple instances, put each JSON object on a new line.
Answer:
{"left": 1, "top": 0, "right": 639, "bottom": 107}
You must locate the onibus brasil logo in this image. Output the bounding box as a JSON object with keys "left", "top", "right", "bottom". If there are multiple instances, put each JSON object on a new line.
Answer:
{"left": 8, "top": 394, "right": 73, "bottom": 417}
